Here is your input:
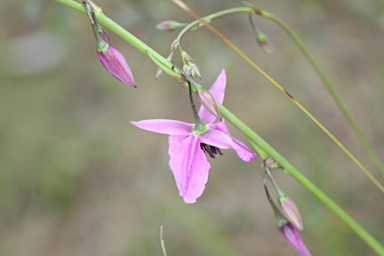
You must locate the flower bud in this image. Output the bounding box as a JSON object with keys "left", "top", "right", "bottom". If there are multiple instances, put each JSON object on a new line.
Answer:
{"left": 98, "top": 45, "right": 136, "bottom": 87}
{"left": 147, "top": 51, "right": 188, "bottom": 88}
{"left": 99, "top": 28, "right": 110, "bottom": 43}
{"left": 278, "top": 222, "right": 312, "bottom": 256}
{"left": 267, "top": 186, "right": 311, "bottom": 256}
{"left": 181, "top": 51, "right": 194, "bottom": 63}
{"left": 155, "top": 67, "right": 163, "bottom": 80}
{"left": 83, "top": 1, "right": 136, "bottom": 87}
{"left": 183, "top": 64, "right": 192, "bottom": 77}
{"left": 156, "top": 20, "right": 187, "bottom": 32}
{"left": 256, "top": 29, "right": 274, "bottom": 54}
{"left": 189, "top": 63, "right": 201, "bottom": 79}
{"left": 279, "top": 194, "right": 304, "bottom": 231}
{"left": 197, "top": 88, "right": 222, "bottom": 121}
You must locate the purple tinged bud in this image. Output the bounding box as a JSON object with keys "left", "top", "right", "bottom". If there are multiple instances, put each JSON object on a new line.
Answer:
{"left": 86, "top": 0, "right": 100, "bottom": 13}
{"left": 83, "top": 1, "right": 135, "bottom": 87}
{"left": 99, "top": 29, "right": 110, "bottom": 43}
{"left": 268, "top": 187, "right": 310, "bottom": 256}
{"left": 279, "top": 222, "right": 312, "bottom": 256}
{"left": 197, "top": 88, "right": 222, "bottom": 121}
{"left": 181, "top": 51, "right": 194, "bottom": 63}
{"left": 156, "top": 20, "right": 187, "bottom": 32}
{"left": 256, "top": 29, "right": 274, "bottom": 54}
{"left": 98, "top": 45, "right": 136, "bottom": 87}
{"left": 279, "top": 194, "right": 304, "bottom": 231}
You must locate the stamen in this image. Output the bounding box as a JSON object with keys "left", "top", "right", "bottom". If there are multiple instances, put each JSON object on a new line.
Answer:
{"left": 200, "top": 143, "right": 223, "bottom": 158}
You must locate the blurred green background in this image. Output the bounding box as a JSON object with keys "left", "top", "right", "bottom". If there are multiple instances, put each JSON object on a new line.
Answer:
{"left": 1, "top": 0, "right": 384, "bottom": 255}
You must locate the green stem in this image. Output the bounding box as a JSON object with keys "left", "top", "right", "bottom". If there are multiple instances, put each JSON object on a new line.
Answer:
{"left": 218, "top": 103, "right": 384, "bottom": 256}
{"left": 176, "top": 7, "right": 251, "bottom": 42}
{"left": 55, "top": 1, "right": 384, "bottom": 254}
{"left": 258, "top": 9, "right": 384, "bottom": 176}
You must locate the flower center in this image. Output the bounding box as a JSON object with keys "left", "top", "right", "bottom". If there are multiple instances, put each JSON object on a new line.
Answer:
{"left": 200, "top": 143, "right": 223, "bottom": 158}
{"left": 192, "top": 122, "right": 209, "bottom": 134}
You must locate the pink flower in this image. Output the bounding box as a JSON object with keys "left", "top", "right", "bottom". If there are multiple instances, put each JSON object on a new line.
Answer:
{"left": 279, "top": 222, "right": 312, "bottom": 256}
{"left": 130, "top": 68, "right": 256, "bottom": 203}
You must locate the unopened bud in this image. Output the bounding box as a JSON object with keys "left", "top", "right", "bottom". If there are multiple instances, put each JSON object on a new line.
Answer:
{"left": 83, "top": 1, "right": 136, "bottom": 87}
{"left": 156, "top": 20, "right": 187, "bottom": 32}
{"left": 279, "top": 194, "right": 304, "bottom": 231}
{"left": 181, "top": 51, "right": 194, "bottom": 63}
{"left": 256, "top": 29, "right": 274, "bottom": 54}
{"left": 278, "top": 222, "right": 312, "bottom": 256}
{"left": 190, "top": 63, "right": 201, "bottom": 79}
{"left": 183, "top": 64, "right": 192, "bottom": 77}
{"left": 197, "top": 88, "right": 222, "bottom": 121}
{"left": 267, "top": 182, "right": 310, "bottom": 256}
{"left": 147, "top": 51, "right": 188, "bottom": 88}
{"left": 86, "top": 0, "right": 100, "bottom": 13}
{"left": 99, "top": 28, "right": 110, "bottom": 43}
{"left": 98, "top": 45, "right": 136, "bottom": 87}
{"left": 155, "top": 68, "right": 163, "bottom": 80}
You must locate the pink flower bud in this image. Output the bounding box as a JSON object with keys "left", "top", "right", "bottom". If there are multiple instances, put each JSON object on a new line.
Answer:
{"left": 197, "top": 88, "right": 222, "bottom": 121}
{"left": 279, "top": 222, "right": 312, "bottom": 256}
{"left": 98, "top": 45, "right": 136, "bottom": 87}
{"left": 279, "top": 194, "right": 304, "bottom": 231}
{"left": 156, "top": 20, "right": 187, "bottom": 32}
{"left": 83, "top": 1, "right": 136, "bottom": 87}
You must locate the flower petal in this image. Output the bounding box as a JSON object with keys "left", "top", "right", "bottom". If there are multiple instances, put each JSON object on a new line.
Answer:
{"left": 198, "top": 68, "right": 226, "bottom": 123}
{"left": 199, "top": 128, "right": 233, "bottom": 149}
{"left": 130, "top": 119, "right": 193, "bottom": 135}
{"left": 212, "top": 121, "right": 257, "bottom": 162}
{"left": 209, "top": 68, "right": 226, "bottom": 105}
{"left": 279, "top": 223, "right": 312, "bottom": 256}
{"left": 168, "top": 135, "right": 210, "bottom": 203}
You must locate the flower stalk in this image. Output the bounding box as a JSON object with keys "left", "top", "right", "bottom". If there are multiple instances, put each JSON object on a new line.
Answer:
{"left": 264, "top": 162, "right": 304, "bottom": 231}
{"left": 248, "top": 12, "right": 274, "bottom": 54}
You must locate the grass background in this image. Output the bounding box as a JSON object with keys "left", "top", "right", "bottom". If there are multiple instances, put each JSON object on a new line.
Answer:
{"left": 1, "top": 0, "right": 384, "bottom": 255}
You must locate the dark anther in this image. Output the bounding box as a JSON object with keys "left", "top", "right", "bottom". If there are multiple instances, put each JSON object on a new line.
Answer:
{"left": 200, "top": 143, "right": 223, "bottom": 158}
